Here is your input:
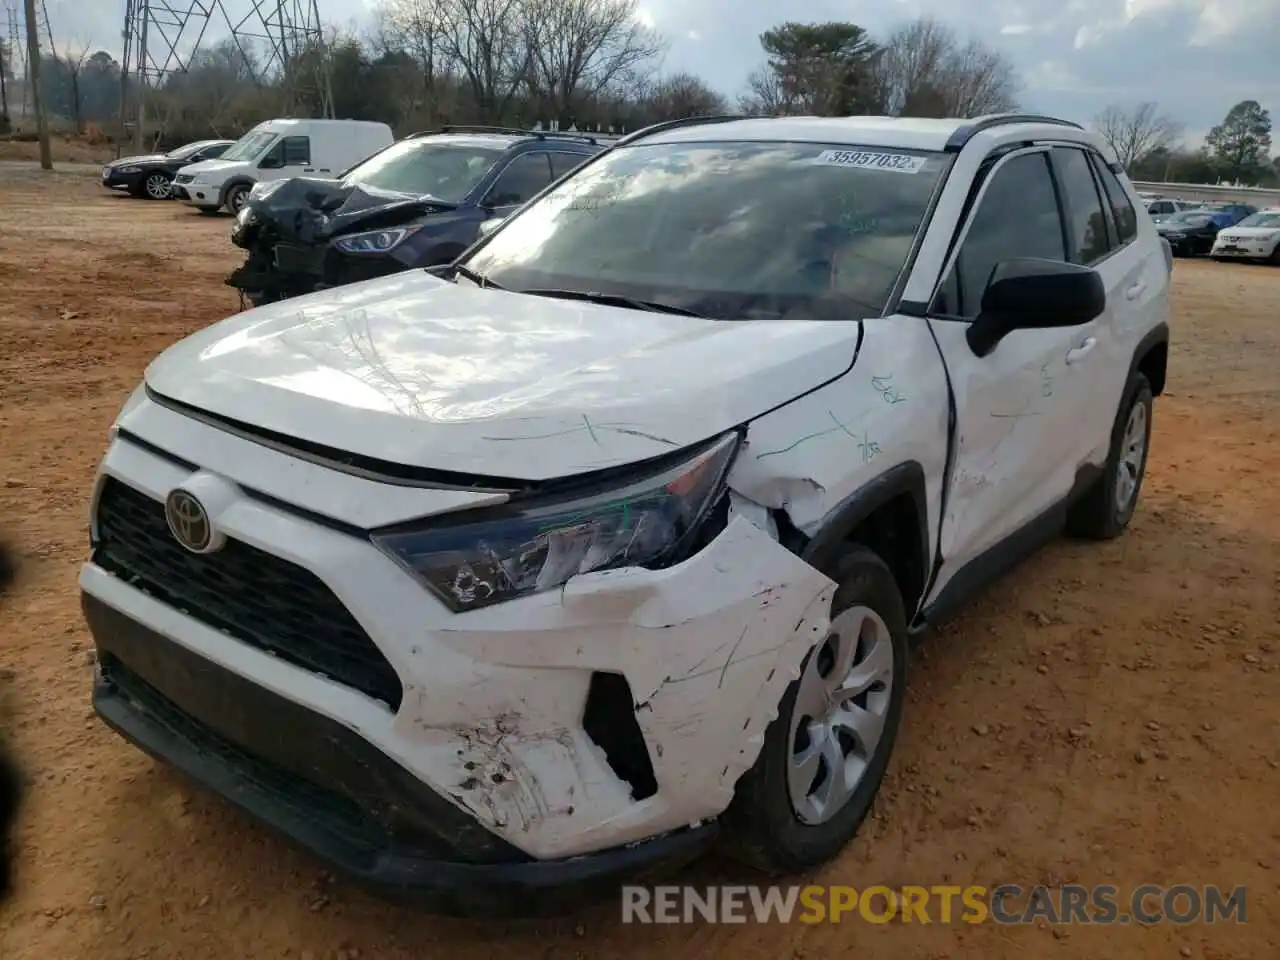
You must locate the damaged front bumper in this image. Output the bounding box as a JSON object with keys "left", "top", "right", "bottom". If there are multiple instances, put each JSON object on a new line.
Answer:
{"left": 86, "top": 592, "right": 718, "bottom": 916}
{"left": 80, "top": 417, "right": 836, "bottom": 912}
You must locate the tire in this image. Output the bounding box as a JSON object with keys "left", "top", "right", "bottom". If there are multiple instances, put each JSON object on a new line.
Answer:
{"left": 142, "top": 172, "right": 172, "bottom": 200}
{"left": 719, "top": 546, "right": 908, "bottom": 875}
{"left": 1066, "top": 372, "right": 1154, "bottom": 540}
{"left": 1269, "top": 245, "right": 1280, "bottom": 266}
{"left": 224, "top": 183, "right": 251, "bottom": 214}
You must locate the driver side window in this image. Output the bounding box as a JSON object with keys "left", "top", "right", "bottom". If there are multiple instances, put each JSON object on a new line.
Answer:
{"left": 933, "top": 152, "right": 1068, "bottom": 320}
{"left": 486, "top": 153, "right": 553, "bottom": 207}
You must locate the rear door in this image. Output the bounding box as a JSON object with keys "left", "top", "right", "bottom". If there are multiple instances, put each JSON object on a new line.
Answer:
{"left": 1042, "top": 146, "right": 1144, "bottom": 473}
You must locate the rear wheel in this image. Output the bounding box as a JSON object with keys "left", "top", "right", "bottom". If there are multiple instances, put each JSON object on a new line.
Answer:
{"left": 1066, "top": 372, "right": 1153, "bottom": 540}
{"left": 720, "top": 546, "right": 908, "bottom": 874}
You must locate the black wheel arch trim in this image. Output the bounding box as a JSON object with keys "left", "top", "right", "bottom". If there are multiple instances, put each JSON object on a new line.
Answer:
{"left": 1127, "top": 321, "right": 1169, "bottom": 395}
{"left": 799, "top": 460, "right": 931, "bottom": 611}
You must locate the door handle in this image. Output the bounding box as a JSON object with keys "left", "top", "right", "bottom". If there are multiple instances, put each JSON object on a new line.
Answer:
{"left": 1125, "top": 280, "right": 1146, "bottom": 300}
{"left": 1065, "top": 337, "right": 1097, "bottom": 364}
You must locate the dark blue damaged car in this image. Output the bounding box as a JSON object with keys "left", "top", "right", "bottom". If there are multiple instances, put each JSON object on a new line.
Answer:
{"left": 227, "top": 127, "right": 617, "bottom": 306}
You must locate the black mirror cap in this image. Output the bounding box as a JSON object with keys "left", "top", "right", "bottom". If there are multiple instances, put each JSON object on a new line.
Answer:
{"left": 967, "top": 258, "right": 1106, "bottom": 357}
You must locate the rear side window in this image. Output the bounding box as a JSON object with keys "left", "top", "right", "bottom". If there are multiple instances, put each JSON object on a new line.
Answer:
{"left": 934, "top": 152, "right": 1066, "bottom": 319}
{"left": 1050, "top": 148, "right": 1111, "bottom": 264}
{"left": 549, "top": 153, "right": 590, "bottom": 180}
{"left": 205, "top": 143, "right": 230, "bottom": 159}
{"left": 282, "top": 136, "right": 311, "bottom": 166}
{"left": 1094, "top": 161, "right": 1138, "bottom": 245}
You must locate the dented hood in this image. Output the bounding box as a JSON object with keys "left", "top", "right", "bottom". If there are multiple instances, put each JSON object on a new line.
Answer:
{"left": 244, "top": 177, "right": 454, "bottom": 244}
{"left": 143, "top": 272, "right": 860, "bottom": 481}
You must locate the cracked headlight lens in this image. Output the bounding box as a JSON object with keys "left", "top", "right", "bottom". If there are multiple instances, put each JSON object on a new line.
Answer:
{"left": 372, "top": 432, "right": 740, "bottom": 612}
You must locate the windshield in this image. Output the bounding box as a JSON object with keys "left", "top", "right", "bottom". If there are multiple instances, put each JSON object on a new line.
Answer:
{"left": 462, "top": 140, "right": 949, "bottom": 320}
{"left": 1235, "top": 212, "right": 1280, "bottom": 228}
{"left": 220, "top": 131, "right": 277, "bottom": 163}
{"left": 343, "top": 140, "right": 505, "bottom": 201}
{"left": 166, "top": 140, "right": 213, "bottom": 160}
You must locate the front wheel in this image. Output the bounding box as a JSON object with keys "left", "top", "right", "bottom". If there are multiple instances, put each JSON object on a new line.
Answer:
{"left": 1066, "top": 372, "right": 1154, "bottom": 540}
{"left": 143, "top": 172, "right": 172, "bottom": 200}
{"left": 720, "top": 546, "right": 908, "bottom": 874}
{"left": 224, "top": 184, "right": 251, "bottom": 214}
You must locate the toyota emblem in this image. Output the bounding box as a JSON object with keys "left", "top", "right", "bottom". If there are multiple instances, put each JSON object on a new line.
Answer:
{"left": 164, "top": 489, "right": 214, "bottom": 553}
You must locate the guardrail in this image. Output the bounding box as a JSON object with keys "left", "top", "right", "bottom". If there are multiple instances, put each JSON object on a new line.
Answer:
{"left": 1132, "top": 180, "right": 1280, "bottom": 206}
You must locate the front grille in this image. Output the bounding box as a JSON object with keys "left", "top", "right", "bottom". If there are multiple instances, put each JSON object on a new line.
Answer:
{"left": 92, "top": 477, "right": 404, "bottom": 709}
{"left": 174, "top": 174, "right": 194, "bottom": 184}
{"left": 274, "top": 242, "right": 326, "bottom": 275}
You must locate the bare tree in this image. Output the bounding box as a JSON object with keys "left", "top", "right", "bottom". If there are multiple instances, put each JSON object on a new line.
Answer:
{"left": 638, "top": 71, "right": 726, "bottom": 121}
{"left": 1094, "top": 101, "right": 1184, "bottom": 171}
{"left": 435, "top": 0, "right": 532, "bottom": 121}
{"left": 871, "top": 17, "right": 1019, "bottom": 117}
{"left": 61, "top": 42, "right": 93, "bottom": 132}
{"left": 522, "top": 0, "right": 663, "bottom": 116}
{"left": 375, "top": 0, "right": 452, "bottom": 121}
{"left": 738, "top": 67, "right": 787, "bottom": 116}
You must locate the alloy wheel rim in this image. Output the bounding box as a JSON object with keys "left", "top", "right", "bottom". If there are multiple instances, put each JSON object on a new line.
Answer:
{"left": 788, "top": 605, "right": 894, "bottom": 825}
{"left": 1115, "top": 401, "right": 1148, "bottom": 512}
{"left": 145, "top": 174, "right": 170, "bottom": 199}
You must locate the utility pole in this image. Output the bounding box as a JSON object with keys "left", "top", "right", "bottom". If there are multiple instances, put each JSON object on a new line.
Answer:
{"left": 133, "top": 1, "right": 147, "bottom": 153}
{"left": 21, "top": 0, "right": 49, "bottom": 169}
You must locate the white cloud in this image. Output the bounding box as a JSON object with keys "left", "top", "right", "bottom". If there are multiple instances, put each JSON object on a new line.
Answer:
{"left": 1000, "top": 23, "right": 1033, "bottom": 34}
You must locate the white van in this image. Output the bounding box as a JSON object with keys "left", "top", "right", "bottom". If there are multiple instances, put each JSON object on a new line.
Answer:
{"left": 171, "top": 118, "right": 394, "bottom": 214}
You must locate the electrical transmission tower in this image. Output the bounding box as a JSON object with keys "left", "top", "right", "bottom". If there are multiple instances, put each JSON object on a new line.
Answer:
{"left": 120, "top": 0, "right": 334, "bottom": 143}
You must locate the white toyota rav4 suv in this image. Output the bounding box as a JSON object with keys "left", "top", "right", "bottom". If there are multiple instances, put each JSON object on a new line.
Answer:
{"left": 81, "top": 114, "right": 1171, "bottom": 916}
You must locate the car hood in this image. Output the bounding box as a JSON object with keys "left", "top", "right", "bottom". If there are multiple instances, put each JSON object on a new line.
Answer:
{"left": 1218, "top": 225, "right": 1280, "bottom": 237}
{"left": 181, "top": 158, "right": 242, "bottom": 178}
{"left": 243, "top": 177, "right": 454, "bottom": 245}
{"left": 110, "top": 153, "right": 167, "bottom": 167}
{"left": 142, "top": 272, "right": 860, "bottom": 480}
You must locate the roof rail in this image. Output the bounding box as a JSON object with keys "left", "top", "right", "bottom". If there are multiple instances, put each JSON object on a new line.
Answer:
{"left": 944, "top": 113, "right": 1084, "bottom": 152}
{"left": 613, "top": 114, "right": 749, "bottom": 147}
{"left": 409, "top": 124, "right": 623, "bottom": 146}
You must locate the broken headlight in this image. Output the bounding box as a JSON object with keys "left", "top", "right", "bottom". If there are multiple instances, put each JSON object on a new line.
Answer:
{"left": 371, "top": 432, "right": 740, "bottom": 613}
{"left": 332, "top": 225, "right": 422, "bottom": 255}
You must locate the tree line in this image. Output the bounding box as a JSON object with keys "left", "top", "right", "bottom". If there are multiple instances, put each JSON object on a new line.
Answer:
{"left": 1095, "top": 99, "right": 1277, "bottom": 187}
{"left": 0, "top": 0, "right": 1276, "bottom": 187}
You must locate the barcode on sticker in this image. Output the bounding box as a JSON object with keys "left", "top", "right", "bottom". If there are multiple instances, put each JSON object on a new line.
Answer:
{"left": 815, "top": 150, "right": 926, "bottom": 173}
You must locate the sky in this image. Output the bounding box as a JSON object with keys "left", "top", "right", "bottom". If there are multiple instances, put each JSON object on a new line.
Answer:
{"left": 46, "top": 0, "right": 1280, "bottom": 146}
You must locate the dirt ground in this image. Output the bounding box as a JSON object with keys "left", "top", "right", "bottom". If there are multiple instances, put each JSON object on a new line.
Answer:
{"left": 0, "top": 169, "right": 1277, "bottom": 960}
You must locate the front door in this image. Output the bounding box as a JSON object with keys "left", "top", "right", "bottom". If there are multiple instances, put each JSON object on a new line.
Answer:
{"left": 922, "top": 149, "right": 1083, "bottom": 599}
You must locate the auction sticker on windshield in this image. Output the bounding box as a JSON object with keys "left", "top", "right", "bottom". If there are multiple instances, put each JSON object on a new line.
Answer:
{"left": 815, "top": 150, "right": 927, "bottom": 173}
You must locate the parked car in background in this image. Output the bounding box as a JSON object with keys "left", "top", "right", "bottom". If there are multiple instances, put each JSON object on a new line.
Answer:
{"left": 1144, "top": 197, "right": 1197, "bottom": 222}
{"left": 1155, "top": 208, "right": 1243, "bottom": 256}
{"left": 1198, "top": 202, "right": 1257, "bottom": 222}
{"left": 171, "top": 119, "right": 394, "bottom": 215}
{"left": 1210, "top": 208, "right": 1280, "bottom": 264}
{"left": 100, "top": 139, "right": 233, "bottom": 200}
{"left": 226, "top": 127, "right": 613, "bottom": 305}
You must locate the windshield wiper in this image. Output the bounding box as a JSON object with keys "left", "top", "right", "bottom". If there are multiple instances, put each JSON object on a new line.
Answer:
{"left": 520, "top": 288, "right": 707, "bottom": 318}
{"left": 452, "top": 264, "right": 503, "bottom": 289}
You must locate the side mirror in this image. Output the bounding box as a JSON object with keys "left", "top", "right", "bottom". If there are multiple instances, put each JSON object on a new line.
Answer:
{"left": 966, "top": 258, "right": 1105, "bottom": 358}
{"left": 478, "top": 217, "right": 505, "bottom": 238}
